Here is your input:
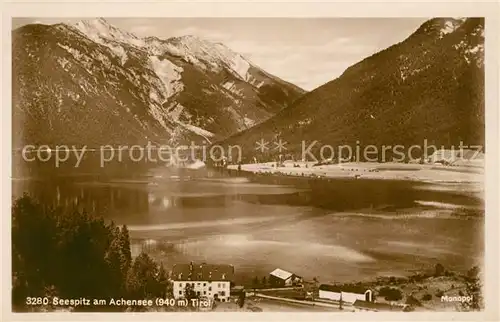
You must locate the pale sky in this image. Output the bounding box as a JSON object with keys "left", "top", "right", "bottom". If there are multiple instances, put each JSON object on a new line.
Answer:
{"left": 13, "top": 18, "right": 428, "bottom": 90}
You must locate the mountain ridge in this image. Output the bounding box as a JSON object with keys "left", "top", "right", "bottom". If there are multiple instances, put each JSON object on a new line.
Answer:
{"left": 12, "top": 18, "right": 305, "bottom": 148}
{"left": 218, "top": 17, "right": 485, "bottom": 162}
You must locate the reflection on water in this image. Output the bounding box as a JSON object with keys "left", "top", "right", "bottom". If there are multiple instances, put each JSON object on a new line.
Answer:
{"left": 12, "top": 158, "right": 484, "bottom": 285}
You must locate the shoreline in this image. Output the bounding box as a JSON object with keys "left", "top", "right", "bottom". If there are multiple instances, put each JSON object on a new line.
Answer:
{"left": 224, "top": 161, "right": 484, "bottom": 185}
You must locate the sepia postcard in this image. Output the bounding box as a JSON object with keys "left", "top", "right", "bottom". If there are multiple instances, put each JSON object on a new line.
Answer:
{"left": 2, "top": 1, "right": 499, "bottom": 322}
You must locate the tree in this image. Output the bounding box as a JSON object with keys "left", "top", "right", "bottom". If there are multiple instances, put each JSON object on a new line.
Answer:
{"left": 378, "top": 287, "right": 403, "bottom": 301}
{"left": 12, "top": 195, "right": 58, "bottom": 307}
{"left": 105, "top": 235, "right": 128, "bottom": 297}
{"left": 184, "top": 282, "right": 198, "bottom": 305}
{"left": 405, "top": 295, "right": 422, "bottom": 307}
{"left": 252, "top": 276, "right": 259, "bottom": 291}
{"left": 118, "top": 225, "right": 132, "bottom": 269}
{"left": 126, "top": 252, "right": 161, "bottom": 300}
{"left": 261, "top": 276, "right": 267, "bottom": 288}
{"left": 238, "top": 292, "right": 246, "bottom": 308}
{"left": 462, "top": 266, "right": 483, "bottom": 311}
{"left": 12, "top": 195, "right": 167, "bottom": 312}
{"left": 156, "top": 263, "right": 170, "bottom": 298}
{"left": 434, "top": 263, "right": 445, "bottom": 277}
{"left": 311, "top": 277, "right": 319, "bottom": 302}
{"left": 12, "top": 195, "right": 117, "bottom": 305}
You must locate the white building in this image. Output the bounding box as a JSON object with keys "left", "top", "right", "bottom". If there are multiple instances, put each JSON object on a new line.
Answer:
{"left": 172, "top": 262, "right": 234, "bottom": 302}
{"left": 318, "top": 284, "right": 373, "bottom": 305}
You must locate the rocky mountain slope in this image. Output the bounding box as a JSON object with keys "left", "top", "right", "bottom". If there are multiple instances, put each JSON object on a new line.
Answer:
{"left": 12, "top": 18, "right": 305, "bottom": 148}
{"left": 221, "top": 18, "right": 485, "bottom": 162}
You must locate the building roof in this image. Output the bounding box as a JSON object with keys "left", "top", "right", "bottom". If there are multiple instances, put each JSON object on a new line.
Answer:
{"left": 353, "top": 300, "right": 406, "bottom": 311}
{"left": 319, "top": 284, "right": 369, "bottom": 294}
{"left": 171, "top": 262, "right": 234, "bottom": 282}
{"left": 270, "top": 268, "right": 293, "bottom": 280}
{"left": 319, "top": 284, "right": 342, "bottom": 292}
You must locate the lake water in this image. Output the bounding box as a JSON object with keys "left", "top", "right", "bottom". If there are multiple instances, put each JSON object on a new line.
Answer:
{"left": 12, "top": 154, "right": 484, "bottom": 286}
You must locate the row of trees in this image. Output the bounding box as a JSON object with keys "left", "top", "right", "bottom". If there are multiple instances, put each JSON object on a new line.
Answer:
{"left": 433, "top": 263, "right": 483, "bottom": 310}
{"left": 462, "top": 266, "right": 483, "bottom": 311}
{"left": 252, "top": 276, "right": 268, "bottom": 289}
{"left": 12, "top": 195, "right": 171, "bottom": 311}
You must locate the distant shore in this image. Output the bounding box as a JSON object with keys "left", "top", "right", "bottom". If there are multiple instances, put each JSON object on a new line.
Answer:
{"left": 225, "top": 161, "right": 483, "bottom": 184}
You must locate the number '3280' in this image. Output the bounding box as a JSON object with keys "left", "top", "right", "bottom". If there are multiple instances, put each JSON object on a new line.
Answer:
{"left": 26, "top": 297, "right": 49, "bottom": 305}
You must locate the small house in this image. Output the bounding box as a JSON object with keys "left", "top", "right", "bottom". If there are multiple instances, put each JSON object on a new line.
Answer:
{"left": 268, "top": 268, "right": 302, "bottom": 287}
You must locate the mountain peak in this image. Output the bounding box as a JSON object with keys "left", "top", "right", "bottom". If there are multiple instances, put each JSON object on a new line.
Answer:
{"left": 158, "top": 34, "right": 252, "bottom": 81}
{"left": 168, "top": 34, "right": 229, "bottom": 51}
{"left": 414, "top": 17, "right": 467, "bottom": 38}
{"left": 71, "top": 17, "right": 145, "bottom": 47}
{"left": 177, "top": 34, "right": 202, "bottom": 41}
{"left": 73, "top": 17, "right": 114, "bottom": 36}
{"left": 69, "top": 19, "right": 249, "bottom": 79}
